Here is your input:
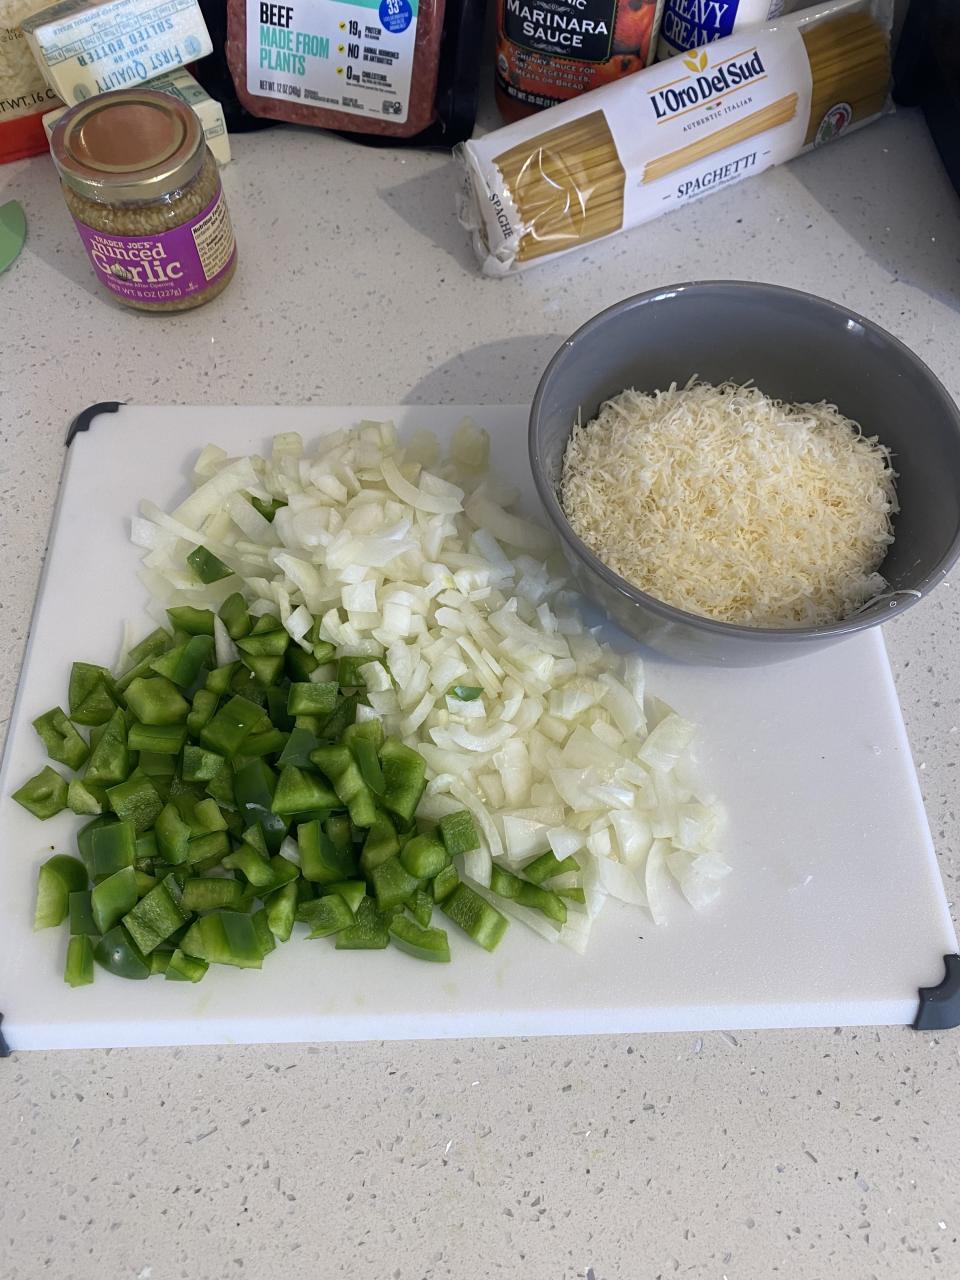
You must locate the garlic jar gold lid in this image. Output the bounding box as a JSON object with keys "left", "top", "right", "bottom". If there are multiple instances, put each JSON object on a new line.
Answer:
{"left": 51, "top": 90, "right": 205, "bottom": 204}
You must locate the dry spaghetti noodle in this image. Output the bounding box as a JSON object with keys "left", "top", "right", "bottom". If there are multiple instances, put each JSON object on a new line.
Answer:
{"left": 459, "top": 0, "right": 892, "bottom": 274}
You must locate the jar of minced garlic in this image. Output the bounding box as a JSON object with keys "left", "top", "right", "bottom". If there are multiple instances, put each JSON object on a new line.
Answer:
{"left": 51, "top": 90, "right": 236, "bottom": 313}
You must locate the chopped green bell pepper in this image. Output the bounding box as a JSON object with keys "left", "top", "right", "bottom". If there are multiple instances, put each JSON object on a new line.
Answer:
{"left": 316, "top": 691, "right": 359, "bottom": 740}
{"left": 558, "top": 886, "right": 586, "bottom": 904}
{"left": 334, "top": 896, "right": 390, "bottom": 950}
{"left": 219, "top": 592, "right": 252, "bottom": 640}
{"left": 297, "top": 819, "right": 354, "bottom": 884}
{"left": 181, "top": 877, "right": 248, "bottom": 913}
{"left": 237, "top": 629, "right": 289, "bottom": 659}
{"left": 400, "top": 831, "right": 449, "bottom": 880}
{"left": 240, "top": 653, "right": 284, "bottom": 687}
{"left": 187, "top": 831, "right": 231, "bottom": 865}
{"left": 489, "top": 867, "right": 566, "bottom": 924}
{"left": 182, "top": 744, "right": 225, "bottom": 783}
{"left": 408, "top": 887, "right": 434, "bottom": 928}
{"left": 265, "top": 881, "right": 298, "bottom": 942}
{"left": 310, "top": 744, "right": 376, "bottom": 828}
{"left": 127, "top": 628, "right": 172, "bottom": 667}
{"left": 91, "top": 866, "right": 139, "bottom": 934}
{"left": 369, "top": 856, "right": 421, "bottom": 912}
{"left": 90, "top": 820, "right": 137, "bottom": 878}
{"left": 522, "top": 851, "right": 580, "bottom": 884}
{"left": 233, "top": 758, "right": 288, "bottom": 853}
{"left": 325, "top": 813, "right": 353, "bottom": 853}
{"left": 83, "top": 708, "right": 131, "bottom": 786}
{"left": 272, "top": 764, "right": 338, "bottom": 815}
{"left": 68, "top": 662, "right": 117, "bottom": 725}
{"left": 180, "top": 910, "right": 267, "bottom": 969}
{"left": 342, "top": 718, "right": 385, "bottom": 750}
{"left": 441, "top": 884, "right": 508, "bottom": 952}
{"left": 206, "top": 663, "right": 240, "bottom": 695}
{"left": 439, "top": 810, "right": 480, "bottom": 857}
{"left": 115, "top": 629, "right": 173, "bottom": 693}
{"left": 277, "top": 726, "right": 319, "bottom": 769}
{"left": 13, "top": 765, "right": 69, "bottom": 819}
{"left": 250, "top": 495, "right": 286, "bottom": 521}
{"left": 230, "top": 665, "right": 267, "bottom": 702}
{"left": 337, "top": 655, "right": 379, "bottom": 688}
{"left": 287, "top": 682, "right": 337, "bottom": 716}
{"left": 265, "top": 685, "right": 294, "bottom": 732}
{"left": 389, "top": 916, "right": 450, "bottom": 963}
{"left": 106, "top": 773, "right": 164, "bottom": 832}
{"left": 187, "top": 689, "right": 219, "bottom": 737}
{"left": 380, "top": 738, "right": 427, "bottom": 823}
{"left": 285, "top": 646, "right": 318, "bottom": 682}
{"left": 135, "top": 871, "right": 158, "bottom": 897}
{"left": 187, "top": 545, "right": 233, "bottom": 584}
{"left": 76, "top": 814, "right": 116, "bottom": 873}
{"left": 350, "top": 736, "right": 385, "bottom": 796}
{"left": 179, "top": 795, "right": 228, "bottom": 834}
{"left": 360, "top": 812, "right": 399, "bottom": 874}
{"left": 150, "top": 636, "right": 215, "bottom": 689}
{"left": 250, "top": 613, "right": 283, "bottom": 635}
{"left": 431, "top": 863, "right": 459, "bottom": 903}
{"left": 136, "top": 751, "right": 176, "bottom": 783}
{"left": 166, "top": 606, "right": 216, "bottom": 636}
{"left": 239, "top": 726, "right": 287, "bottom": 757}
{"left": 32, "top": 706, "right": 89, "bottom": 769}
{"left": 67, "top": 778, "right": 104, "bottom": 816}
{"left": 122, "top": 874, "right": 190, "bottom": 953}
{"left": 201, "top": 694, "right": 268, "bottom": 757}
{"left": 204, "top": 760, "right": 236, "bottom": 810}
{"left": 165, "top": 949, "right": 208, "bottom": 982}
{"left": 65, "top": 934, "right": 95, "bottom": 987}
{"left": 34, "top": 855, "right": 87, "bottom": 929}
{"left": 69, "top": 890, "right": 98, "bottom": 936}
{"left": 222, "top": 843, "right": 275, "bottom": 889}
{"left": 297, "top": 893, "right": 354, "bottom": 938}
{"left": 124, "top": 676, "right": 189, "bottom": 726}
{"left": 94, "top": 924, "right": 150, "bottom": 979}
{"left": 324, "top": 880, "right": 366, "bottom": 914}
{"left": 154, "top": 802, "right": 191, "bottom": 864}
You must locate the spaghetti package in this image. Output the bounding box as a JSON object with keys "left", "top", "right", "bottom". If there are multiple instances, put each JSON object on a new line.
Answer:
{"left": 460, "top": 0, "right": 892, "bottom": 274}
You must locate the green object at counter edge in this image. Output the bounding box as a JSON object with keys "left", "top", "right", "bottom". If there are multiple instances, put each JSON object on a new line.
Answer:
{"left": 0, "top": 202, "right": 26, "bottom": 276}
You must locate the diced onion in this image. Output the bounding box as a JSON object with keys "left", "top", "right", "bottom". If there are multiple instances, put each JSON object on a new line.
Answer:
{"left": 134, "top": 421, "right": 728, "bottom": 947}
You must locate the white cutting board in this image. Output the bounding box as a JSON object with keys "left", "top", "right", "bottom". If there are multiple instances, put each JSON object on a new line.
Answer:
{"left": 0, "top": 405, "right": 955, "bottom": 1051}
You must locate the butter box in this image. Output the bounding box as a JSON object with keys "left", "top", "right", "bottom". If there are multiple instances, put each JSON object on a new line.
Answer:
{"left": 42, "top": 66, "right": 231, "bottom": 163}
{"left": 21, "top": 0, "right": 213, "bottom": 106}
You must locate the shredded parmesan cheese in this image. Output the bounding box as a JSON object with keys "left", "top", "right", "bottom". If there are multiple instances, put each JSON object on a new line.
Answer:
{"left": 560, "top": 381, "right": 898, "bottom": 628}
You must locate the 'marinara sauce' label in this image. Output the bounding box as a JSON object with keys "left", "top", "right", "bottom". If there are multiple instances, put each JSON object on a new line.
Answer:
{"left": 496, "top": 0, "right": 662, "bottom": 112}
{"left": 73, "top": 190, "right": 236, "bottom": 306}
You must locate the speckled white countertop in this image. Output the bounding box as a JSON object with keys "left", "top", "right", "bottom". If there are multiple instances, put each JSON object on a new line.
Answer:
{"left": 2, "top": 104, "right": 960, "bottom": 1279}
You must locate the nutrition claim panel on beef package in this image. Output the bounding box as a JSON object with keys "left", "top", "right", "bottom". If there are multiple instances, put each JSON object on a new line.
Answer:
{"left": 247, "top": 0, "right": 421, "bottom": 123}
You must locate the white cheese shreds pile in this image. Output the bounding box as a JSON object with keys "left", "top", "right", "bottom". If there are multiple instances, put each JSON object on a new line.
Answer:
{"left": 132, "top": 419, "right": 729, "bottom": 952}
{"left": 560, "top": 381, "right": 899, "bottom": 628}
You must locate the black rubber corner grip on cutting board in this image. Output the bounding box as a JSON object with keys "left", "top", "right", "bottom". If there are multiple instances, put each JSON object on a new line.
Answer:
{"left": 65, "top": 402, "right": 122, "bottom": 446}
{"left": 914, "top": 955, "right": 960, "bottom": 1031}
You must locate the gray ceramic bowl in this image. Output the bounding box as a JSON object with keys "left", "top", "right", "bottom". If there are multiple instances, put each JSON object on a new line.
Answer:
{"left": 529, "top": 281, "right": 960, "bottom": 666}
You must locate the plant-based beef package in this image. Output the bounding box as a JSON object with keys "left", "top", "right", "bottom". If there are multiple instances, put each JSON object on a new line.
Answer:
{"left": 224, "top": 0, "right": 485, "bottom": 145}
